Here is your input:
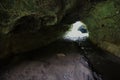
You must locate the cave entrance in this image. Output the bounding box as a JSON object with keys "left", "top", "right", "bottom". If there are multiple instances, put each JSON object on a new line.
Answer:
{"left": 63, "top": 21, "right": 89, "bottom": 41}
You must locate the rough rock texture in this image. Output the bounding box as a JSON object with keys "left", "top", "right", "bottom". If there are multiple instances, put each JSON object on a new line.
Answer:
{"left": 0, "top": 54, "right": 101, "bottom": 80}
{"left": 0, "top": 0, "right": 120, "bottom": 58}
{"left": 83, "top": 0, "right": 120, "bottom": 57}
{"left": 0, "top": 0, "right": 89, "bottom": 58}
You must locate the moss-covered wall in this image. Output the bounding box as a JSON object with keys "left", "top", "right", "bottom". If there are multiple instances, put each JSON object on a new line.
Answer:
{"left": 0, "top": 0, "right": 88, "bottom": 58}
{"left": 83, "top": 0, "right": 120, "bottom": 57}
{"left": 0, "top": 0, "right": 120, "bottom": 58}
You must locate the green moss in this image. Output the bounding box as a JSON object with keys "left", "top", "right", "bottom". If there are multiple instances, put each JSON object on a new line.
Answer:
{"left": 83, "top": 0, "right": 120, "bottom": 56}
{"left": 93, "top": 1, "right": 116, "bottom": 18}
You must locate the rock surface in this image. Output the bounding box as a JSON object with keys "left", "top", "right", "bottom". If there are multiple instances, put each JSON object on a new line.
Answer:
{"left": 0, "top": 0, "right": 120, "bottom": 58}
{"left": 0, "top": 0, "right": 89, "bottom": 58}
{"left": 0, "top": 54, "right": 101, "bottom": 80}
{"left": 83, "top": 0, "right": 120, "bottom": 57}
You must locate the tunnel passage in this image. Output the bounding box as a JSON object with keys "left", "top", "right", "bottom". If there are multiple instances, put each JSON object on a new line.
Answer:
{"left": 64, "top": 21, "right": 89, "bottom": 41}
{"left": 0, "top": 0, "right": 120, "bottom": 58}
{"left": 0, "top": 0, "right": 120, "bottom": 80}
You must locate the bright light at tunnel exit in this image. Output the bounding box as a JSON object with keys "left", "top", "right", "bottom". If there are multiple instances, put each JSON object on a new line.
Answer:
{"left": 63, "top": 21, "right": 89, "bottom": 41}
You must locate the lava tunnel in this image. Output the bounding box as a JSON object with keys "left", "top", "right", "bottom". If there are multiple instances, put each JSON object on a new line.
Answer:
{"left": 64, "top": 21, "right": 89, "bottom": 41}
{"left": 0, "top": 0, "right": 120, "bottom": 80}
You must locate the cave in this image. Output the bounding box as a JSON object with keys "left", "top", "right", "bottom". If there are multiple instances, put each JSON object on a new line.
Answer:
{"left": 63, "top": 21, "right": 89, "bottom": 41}
{"left": 0, "top": 0, "right": 120, "bottom": 80}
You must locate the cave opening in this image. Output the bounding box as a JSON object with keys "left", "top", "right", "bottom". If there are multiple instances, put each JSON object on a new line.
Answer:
{"left": 63, "top": 21, "right": 89, "bottom": 41}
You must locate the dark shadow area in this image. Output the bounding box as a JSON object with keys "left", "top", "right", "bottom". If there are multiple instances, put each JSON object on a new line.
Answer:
{"left": 0, "top": 39, "right": 120, "bottom": 80}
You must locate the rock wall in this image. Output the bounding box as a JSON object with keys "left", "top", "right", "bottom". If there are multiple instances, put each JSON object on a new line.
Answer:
{"left": 0, "top": 54, "right": 100, "bottom": 80}
{"left": 0, "top": 0, "right": 88, "bottom": 58}
{"left": 83, "top": 0, "right": 120, "bottom": 57}
{"left": 0, "top": 0, "right": 120, "bottom": 58}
